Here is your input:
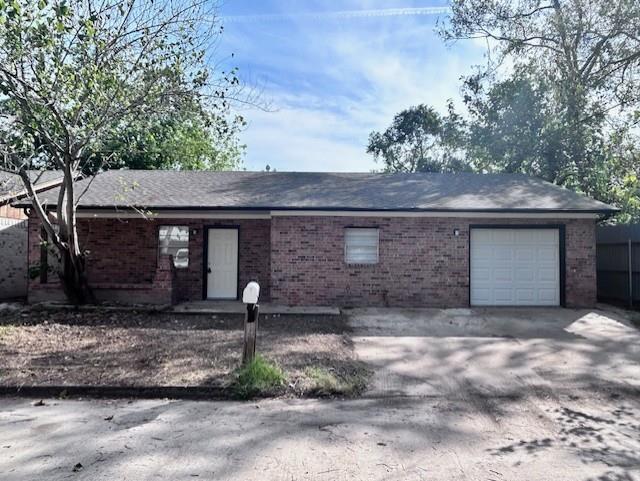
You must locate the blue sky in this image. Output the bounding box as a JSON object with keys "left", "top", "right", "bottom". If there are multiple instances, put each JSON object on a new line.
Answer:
{"left": 215, "top": 1, "right": 486, "bottom": 172}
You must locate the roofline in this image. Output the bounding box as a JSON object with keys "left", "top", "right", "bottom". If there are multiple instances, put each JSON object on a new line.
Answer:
{"left": 84, "top": 205, "right": 620, "bottom": 214}
{"left": 18, "top": 203, "right": 619, "bottom": 215}
{"left": 1, "top": 177, "right": 65, "bottom": 206}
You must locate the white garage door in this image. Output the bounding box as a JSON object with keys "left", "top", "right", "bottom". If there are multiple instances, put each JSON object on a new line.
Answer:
{"left": 470, "top": 228, "right": 560, "bottom": 306}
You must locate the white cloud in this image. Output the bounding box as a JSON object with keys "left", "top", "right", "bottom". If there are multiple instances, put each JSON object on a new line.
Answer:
{"left": 242, "top": 105, "right": 372, "bottom": 172}
{"left": 229, "top": 7, "right": 484, "bottom": 172}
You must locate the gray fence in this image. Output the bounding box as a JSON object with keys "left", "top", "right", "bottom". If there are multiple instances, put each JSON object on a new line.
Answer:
{"left": 596, "top": 224, "right": 640, "bottom": 306}
{"left": 0, "top": 217, "right": 28, "bottom": 299}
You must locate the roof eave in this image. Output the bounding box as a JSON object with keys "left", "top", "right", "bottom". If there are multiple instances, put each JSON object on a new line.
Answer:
{"left": 2, "top": 178, "right": 64, "bottom": 207}
{"left": 17, "top": 203, "right": 619, "bottom": 215}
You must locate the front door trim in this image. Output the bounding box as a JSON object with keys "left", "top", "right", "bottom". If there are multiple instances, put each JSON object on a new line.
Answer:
{"left": 203, "top": 226, "right": 240, "bottom": 300}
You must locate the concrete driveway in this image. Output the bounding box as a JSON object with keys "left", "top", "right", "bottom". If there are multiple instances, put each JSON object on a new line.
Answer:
{"left": 347, "top": 306, "right": 640, "bottom": 398}
{"left": 1, "top": 306, "right": 640, "bottom": 481}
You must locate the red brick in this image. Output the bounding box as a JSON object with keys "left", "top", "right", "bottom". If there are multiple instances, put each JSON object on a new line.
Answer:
{"left": 27, "top": 214, "right": 596, "bottom": 307}
{"left": 270, "top": 216, "right": 596, "bottom": 308}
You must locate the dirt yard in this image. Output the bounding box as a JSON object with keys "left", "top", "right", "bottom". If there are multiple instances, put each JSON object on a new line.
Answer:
{"left": 0, "top": 307, "right": 368, "bottom": 397}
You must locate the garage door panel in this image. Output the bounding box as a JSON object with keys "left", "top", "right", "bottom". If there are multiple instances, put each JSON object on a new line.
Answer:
{"left": 515, "top": 248, "right": 536, "bottom": 261}
{"left": 493, "top": 230, "right": 515, "bottom": 243}
{"left": 538, "top": 289, "right": 558, "bottom": 302}
{"left": 515, "top": 289, "right": 536, "bottom": 303}
{"left": 471, "top": 228, "right": 560, "bottom": 306}
{"left": 471, "top": 267, "right": 491, "bottom": 281}
{"left": 538, "top": 230, "right": 558, "bottom": 242}
{"left": 471, "top": 288, "right": 491, "bottom": 304}
{"left": 538, "top": 267, "right": 558, "bottom": 282}
{"left": 515, "top": 230, "right": 537, "bottom": 243}
{"left": 493, "top": 288, "right": 515, "bottom": 303}
{"left": 514, "top": 268, "right": 535, "bottom": 282}
{"left": 472, "top": 245, "right": 494, "bottom": 259}
{"left": 538, "top": 246, "right": 557, "bottom": 261}
{"left": 494, "top": 247, "right": 514, "bottom": 261}
{"left": 493, "top": 268, "right": 513, "bottom": 282}
{"left": 472, "top": 230, "right": 493, "bottom": 243}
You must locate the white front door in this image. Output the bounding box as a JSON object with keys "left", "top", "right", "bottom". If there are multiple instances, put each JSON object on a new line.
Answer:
{"left": 470, "top": 228, "right": 560, "bottom": 306}
{"left": 207, "top": 229, "right": 238, "bottom": 299}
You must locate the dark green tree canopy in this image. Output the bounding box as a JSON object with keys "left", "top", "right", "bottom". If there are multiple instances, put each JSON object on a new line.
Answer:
{"left": 463, "top": 71, "right": 562, "bottom": 180}
{"left": 81, "top": 105, "right": 245, "bottom": 175}
{"left": 367, "top": 104, "right": 471, "bottom": 173}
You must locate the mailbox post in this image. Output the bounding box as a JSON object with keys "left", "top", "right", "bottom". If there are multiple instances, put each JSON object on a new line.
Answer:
{"left": 242, "top": 281, "right": 260, "bottom": 365}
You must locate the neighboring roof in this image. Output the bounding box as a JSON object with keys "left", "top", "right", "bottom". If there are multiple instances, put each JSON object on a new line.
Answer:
{"left": 0, "top": 170, "right": 65, "bottom": 205}
{"left": 18, "top": 170, "right": 617, "bottom": 214}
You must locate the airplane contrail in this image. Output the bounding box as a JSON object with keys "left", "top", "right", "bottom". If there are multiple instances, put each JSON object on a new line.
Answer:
{"left": 221, "top": 7, "right": 451, "bottom": 23}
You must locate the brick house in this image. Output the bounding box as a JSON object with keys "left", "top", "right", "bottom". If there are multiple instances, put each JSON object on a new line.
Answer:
{"left": 18, "top": 170, "right": 616, "bottom": 307}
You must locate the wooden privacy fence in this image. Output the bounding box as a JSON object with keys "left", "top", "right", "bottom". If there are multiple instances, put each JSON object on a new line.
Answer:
{"left": 596, "top": 225, "right": 640, "bottom": 307}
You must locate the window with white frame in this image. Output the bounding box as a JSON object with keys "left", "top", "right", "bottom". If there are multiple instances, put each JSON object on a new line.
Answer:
{"left": 158, "top": 226, "right": 189, "bottom": 268}
{"left": 344, "top": 228, "right": 379, "bottom": 264}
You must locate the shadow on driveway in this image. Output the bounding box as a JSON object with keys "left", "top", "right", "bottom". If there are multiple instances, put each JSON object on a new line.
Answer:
{"left": 346, "top": 307, "right": 640, "bottom": 398}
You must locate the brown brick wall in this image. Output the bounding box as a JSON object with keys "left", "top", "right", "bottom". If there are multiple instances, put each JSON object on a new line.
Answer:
{"left": 26, "top": 213, "right": 596, "bottom": 307}
{"left": 270, "top": 216, "right": 597, "bottom": 308}
{"left": 27, "top": 215, "right": 271, "bottom": 303}
{"left": 564, "top": 218, "right": 597, "bottom": 307}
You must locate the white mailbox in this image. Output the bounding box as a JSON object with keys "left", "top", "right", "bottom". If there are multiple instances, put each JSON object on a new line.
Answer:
{"left": 242, "top": 281, "right": 260, "bottom": 305}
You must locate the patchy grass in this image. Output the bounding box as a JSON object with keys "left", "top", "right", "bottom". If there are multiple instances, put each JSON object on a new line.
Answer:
{"left": 232, "top": 355, "right": 286, "bottom": 399}
{"left": 303, "top": 365, "right": 370, "bottom": 397}
{"left": 0, "top": 325, "right": 13, "bottom": 341}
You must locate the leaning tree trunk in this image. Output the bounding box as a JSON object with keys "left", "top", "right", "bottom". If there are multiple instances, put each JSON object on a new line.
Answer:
{"left": 18, "top": 160, "right": 95, "bottom": 305}
{"left": 56, "top": 161, "right": 95, "bottom": 305}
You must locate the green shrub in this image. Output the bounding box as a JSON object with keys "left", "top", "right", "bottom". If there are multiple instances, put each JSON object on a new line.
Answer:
{"left": 232, "top": 355, "right": 286, "bottom": 399}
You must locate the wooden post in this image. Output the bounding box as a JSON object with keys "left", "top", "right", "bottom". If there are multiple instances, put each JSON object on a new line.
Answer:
{"left": 629, "top": 238, "right": 634, "bottom": 308}
{"left": 242, "top": 304, "right": 259, "bottom": 365}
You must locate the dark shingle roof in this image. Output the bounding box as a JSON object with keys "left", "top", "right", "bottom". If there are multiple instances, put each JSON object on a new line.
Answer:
{"left": 20, "top": 170, "right": 617, "bottom": 213}
{"left": 0, "top": 170, "right": 64, "bottom": 204}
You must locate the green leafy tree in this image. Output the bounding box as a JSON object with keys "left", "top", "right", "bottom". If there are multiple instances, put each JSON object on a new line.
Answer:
{"left": 596, "top": 127, "right": 640, "bottom": 223}
{"left": 441, "top": 0, "right": 640, "bottom": 220}
{"left": 82, "top": 107, "right": 245, "bottom": 174}
{"left": 463, "top": 71, "right": 565, "bottom": 180}
{"left": 367, "top": 103, "right": 471, "bottom": 173}
{"left": 0, "top": 0, "right": 244, "bottom": 303}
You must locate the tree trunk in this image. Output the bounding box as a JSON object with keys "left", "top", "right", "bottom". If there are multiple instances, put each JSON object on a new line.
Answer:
{"left": 56, "top": 160, "right": 95, "bottom": 305}
{"left": 59, "top": 248, "right": 94, "bottom": 305}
